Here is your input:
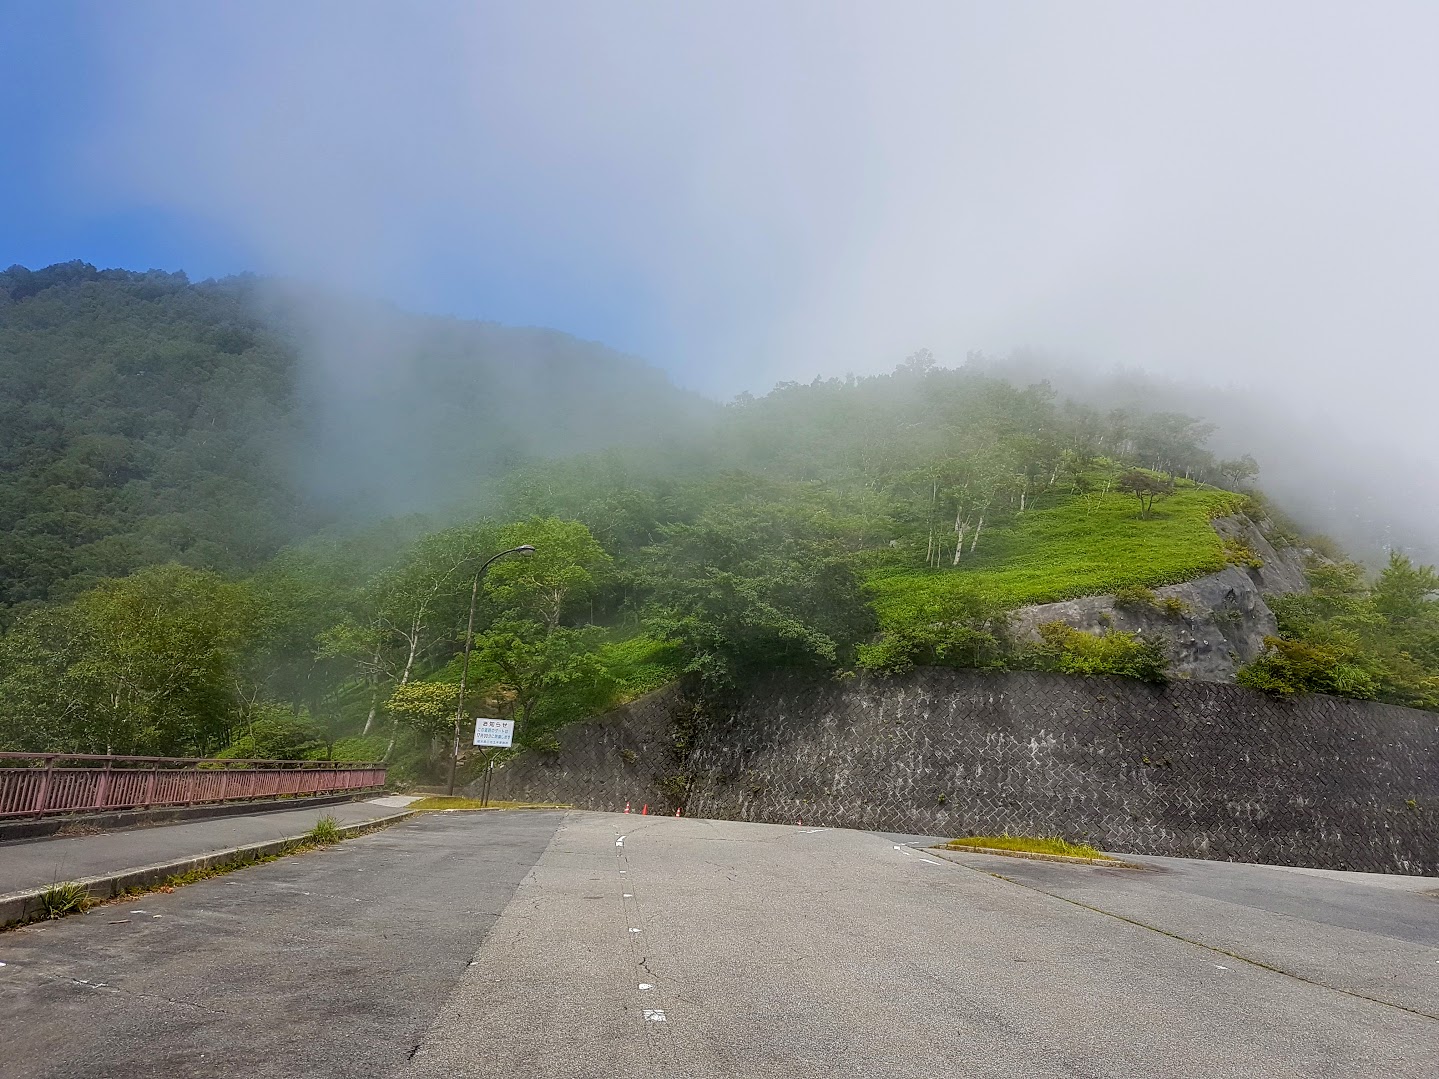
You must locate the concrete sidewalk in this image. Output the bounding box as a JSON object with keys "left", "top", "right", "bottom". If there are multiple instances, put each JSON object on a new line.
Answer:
{"left": 0, "top": 797, "right": 419, "bottom": 899}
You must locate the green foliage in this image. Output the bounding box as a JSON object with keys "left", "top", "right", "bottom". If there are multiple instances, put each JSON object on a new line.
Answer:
{"left": 0, "top": 263, "right": 708, "bottom": 616}
{"left": 1222, "top": 537, "right": 1264, "bottom": 569}
{"left": 1, "top": 317, "right": 1294, "bottom": 763}
{"left": 214, "top": 705, "right": 327, "bottom": 760}
{"left": 0, "top": 563, "right": 259, "bottom": 755}
{"left": 386, "top": 681, "right": 462, "bottom": 739}
{"left": 1243, "top": 552, "right": 1439, "bottom": 708}
{"left": 640, "top": 501, "right": 878, "bottom": 691}
{"left": 1236, "top": 635, "right": 1381, "bottom": 699}
{"left": 1116, "top": 469, "right": 1175, "bottom": 518}
{"left": 592, "top": 633, "right": 685, "bottom": 702}
{"left": 1113, "top": 585, "right": 1159, "bottom": 609}
{"left": 308, "top": 814, "right": 342, "bottom": 844}
{"left": 1023, "top": 622, "right": 1169, "bottom": 682}
{"left": 865, "top": 485, "right": 1238, "bottom": 628}
{"left": 36, "top": 881, "right": 92, "bottom": 919}
{"left": 1113, "top": 584, "right": 1187, "bottom": 618}
{"left": 855, "top": 588, "right": 1006, "bottom": 675}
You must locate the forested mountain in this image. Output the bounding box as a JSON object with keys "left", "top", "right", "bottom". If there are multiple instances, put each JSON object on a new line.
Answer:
{"left": 0, "top": 261, "right": 710, "bottom": 613}
{"left": 1, "top": 266, "right": 1435, "bottom": 773}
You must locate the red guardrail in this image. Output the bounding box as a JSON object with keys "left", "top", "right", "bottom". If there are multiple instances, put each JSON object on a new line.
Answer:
{"left": 0, "top": 753, "right": 387, "bottom": 819}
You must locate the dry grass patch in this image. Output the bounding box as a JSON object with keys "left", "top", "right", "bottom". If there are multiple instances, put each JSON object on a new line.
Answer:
{"left": 406, "top": 796, "right": 570, "bottom": 811}
{"left": 943, "top": 834, "right": 1112, "bottom": 859}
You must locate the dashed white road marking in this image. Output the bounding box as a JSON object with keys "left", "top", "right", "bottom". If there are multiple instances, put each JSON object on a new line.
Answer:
{"left": 800, "top": 828, "right": 825, "bottom": 834}
{"left": 638, "top": 983, "right": 653, "bottom": 990}
{"left": 629, "top": 927, "right": 642, "bottom": 933}
{"left": 643, "top": 1009, "right": 667, "bottom": 1022}
{"left": 893, "top": 845, "right": 913, "bottom": 856}
{"left": 616, "top": 836, "right": 626, "bottom": 848}
{"left": 623, "top": 893, "right": 634, "bottom": 897}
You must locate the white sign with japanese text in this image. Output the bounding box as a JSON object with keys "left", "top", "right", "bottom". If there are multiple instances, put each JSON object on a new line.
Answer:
{"left": 472, "top": 718, "right": 515, "bottom": 748}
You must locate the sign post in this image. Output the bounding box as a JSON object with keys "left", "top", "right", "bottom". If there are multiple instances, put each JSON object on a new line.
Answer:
{"left": 471, "top": 719, "right": 514, "bottom": 807}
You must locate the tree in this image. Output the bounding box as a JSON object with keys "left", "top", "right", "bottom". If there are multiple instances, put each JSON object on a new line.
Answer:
{"left": 472, "top": 621, "right": 608, "bottom": 741}
{"left": 1116, "top": 470, "right": 1174, "bottom": 519}
{"left": 484, "top": 517, "right": 610, "bottom": 631}
{"left": 0, "top": 564, "right": 259, "bottom": 755}
{"left": 1218, "top": 455, "right": 1260, "bottom": 490}
{"left": 641, "top": 504, "right": 877, "bottom": 691}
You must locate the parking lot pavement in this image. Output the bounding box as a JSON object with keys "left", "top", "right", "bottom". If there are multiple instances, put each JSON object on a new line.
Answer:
{"left": 4, "top": 811, "right": 1436, "bottom": 1079}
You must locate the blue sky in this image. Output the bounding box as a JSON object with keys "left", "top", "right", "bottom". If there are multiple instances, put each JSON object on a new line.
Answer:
{"left": 0, "top": 2, "right": 657, "bottom": 364}
{"left": 4, "top": 0, "right": 1439, "bottom": 429}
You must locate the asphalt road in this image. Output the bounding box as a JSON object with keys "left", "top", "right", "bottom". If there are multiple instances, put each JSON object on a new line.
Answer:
{"left": 2, "top": 811, "right": 1436, "bottom": 1078}
{"left": 0, "top": 798, "right": 413, "bottom": 896}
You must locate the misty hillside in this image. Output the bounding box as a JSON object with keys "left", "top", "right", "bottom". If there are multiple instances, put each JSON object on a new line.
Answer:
{"left": 3, "top": 267, "right": 1437, "bottom": 772}
{"left": 0, "top": 261, "right": 711, "bottom": 610}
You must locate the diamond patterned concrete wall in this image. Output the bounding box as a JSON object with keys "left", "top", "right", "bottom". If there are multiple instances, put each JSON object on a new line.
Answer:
{"left": 476, "top": 684, "right": 692, "bottom": 814}
{"left": 483, "top": 670, "right": 1439, "bottom": 873}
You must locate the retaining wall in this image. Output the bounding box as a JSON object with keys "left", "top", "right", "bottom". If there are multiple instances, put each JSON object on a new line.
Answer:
{"left": 480, "top": 670, "right": 1439, "bottom": 874}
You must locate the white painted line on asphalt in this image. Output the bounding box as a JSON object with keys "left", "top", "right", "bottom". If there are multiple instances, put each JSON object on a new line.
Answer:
{"left": 623, "top": 893, "right": 634, "bottom": 897}
{"left": 1215, "top": 965, "right": 1229, "bottom": 970}
{"left": 917, "top": 858, "right": 942, "bottom": 865}
{"left": 616, "top": 835, "right": 626, "bottom": 847}
{"left": 800, "top": 828, "right": 824, "bottom": 834}
{"left": 629, "top": 927, "right": 642, "bottom": 933}
{"left": 893, "top": 845, "right": 913, "bottom": 856}
{"left": 638, "top": 983, "right": 653, "bottom": 990}
{"left": 643, "top": 1009, "right": 667, "bottom": 1022}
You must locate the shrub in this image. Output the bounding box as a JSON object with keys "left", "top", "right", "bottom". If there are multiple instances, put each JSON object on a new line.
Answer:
{"left": 1112, "top": 585, "right": 1158, "bottom": 610}
{"left": 1222, "top": 538, "right": 1264, "bottom": 570}
{"left": 1237, "top": 637, "right": 1379, "bottom": 699}
{"left": 1024, "top": 622, "right": 1168, "bottom": 682}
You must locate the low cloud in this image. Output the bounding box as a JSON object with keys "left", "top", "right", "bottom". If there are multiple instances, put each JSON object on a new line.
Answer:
{"left": 84, "top": 1, "right": 1439, "bottom": 552}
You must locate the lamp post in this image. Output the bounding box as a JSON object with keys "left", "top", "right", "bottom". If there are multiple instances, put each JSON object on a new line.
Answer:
{"left": 447, "top": 544, "right": 535, "bottom": 796}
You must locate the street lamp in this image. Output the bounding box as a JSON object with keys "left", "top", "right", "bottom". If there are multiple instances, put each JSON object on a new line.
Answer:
{"left": 447, "top": 544, "right": 535, "bottom": 796}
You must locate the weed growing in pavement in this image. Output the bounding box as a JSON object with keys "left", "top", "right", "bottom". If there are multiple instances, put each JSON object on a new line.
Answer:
{"left": 37, "top": 881, "right": 92, "bottom": 919}
{"left": 308, "top": 814, "right": 342, "bottom": 844}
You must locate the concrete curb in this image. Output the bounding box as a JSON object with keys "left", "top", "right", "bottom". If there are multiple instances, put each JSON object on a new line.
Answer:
{"left": 0, "top": 790, "right": 387, "bottom": 845}
{"left": 0, "top": 810, "right": 415, "bottom": 929}
{"left": 929, "top": 844, "right": 1144, "bottom": 869}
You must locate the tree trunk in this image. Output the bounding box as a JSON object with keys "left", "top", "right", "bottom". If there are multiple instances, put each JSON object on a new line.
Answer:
{"left": 361, "top": 641, "right": 383, "bottom": 735}
{"left": 970, "top": 515, "right": 984, "bottom": 553}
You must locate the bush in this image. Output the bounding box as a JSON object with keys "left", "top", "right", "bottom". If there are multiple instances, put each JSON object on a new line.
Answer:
{"left": 1113, "top": 585, "right": 1158, "bottom": 610}
{"left": 1024, "top": 622, "right": 1169, "bottom": 682}
{"left": 1237, "top": 637, "right": 1380, "bottom": 699}
{"left": 216, "top": 706, "right": 327, "bottom": 760}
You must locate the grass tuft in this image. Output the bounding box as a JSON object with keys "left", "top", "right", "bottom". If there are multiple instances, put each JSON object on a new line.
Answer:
{"left": 37, "top": 881, "right": 92, "bottom": 919}
{"left": 943, "top": 834, "right": 1111, "bottom": 859}
{"left": 308, "top": 814, "right": 342, "bottom": 844}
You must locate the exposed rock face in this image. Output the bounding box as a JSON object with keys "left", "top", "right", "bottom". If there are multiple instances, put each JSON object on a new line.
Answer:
{"left": 1008, "top": 516, "right": 1309, "bottom": 683}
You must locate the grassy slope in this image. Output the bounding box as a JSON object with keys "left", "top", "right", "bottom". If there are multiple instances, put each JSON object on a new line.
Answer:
{"left": 865, "top": 483, "right": 1244, "bottom": 627}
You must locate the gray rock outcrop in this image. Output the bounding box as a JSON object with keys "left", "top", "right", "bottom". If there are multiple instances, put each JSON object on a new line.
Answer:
{"left": 1008, "top": 516, "right": 1309, "bottom": 682}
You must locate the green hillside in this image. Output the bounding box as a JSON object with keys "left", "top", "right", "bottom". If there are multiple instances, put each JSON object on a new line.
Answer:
{"left": 0, "top": 261, "right": 710, "bottom": 613}
{"left": 866, "top": 482, "right": 1243, "bottom": 621}
{"left": 3, "top": 285, "right": 1435, "bottom": 774}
